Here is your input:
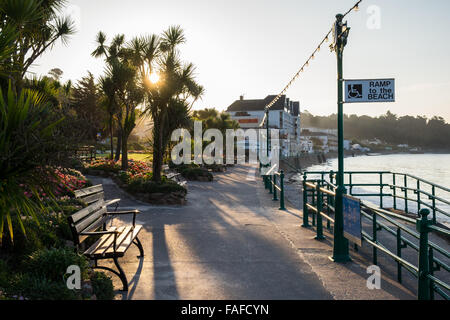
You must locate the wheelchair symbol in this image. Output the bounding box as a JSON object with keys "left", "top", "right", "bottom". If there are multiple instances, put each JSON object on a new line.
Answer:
{"left": 348, "top": 84, "right": 362, "bottom": 99}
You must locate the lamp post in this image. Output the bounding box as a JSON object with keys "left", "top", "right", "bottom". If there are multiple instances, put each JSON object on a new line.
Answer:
{"left": 331, "top": 13, "right": 351, "bottom": 262}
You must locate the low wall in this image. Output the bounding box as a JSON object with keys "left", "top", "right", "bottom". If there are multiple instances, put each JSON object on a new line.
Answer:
{"left": 280, "top": 151, "right": 362, "bottom": 173}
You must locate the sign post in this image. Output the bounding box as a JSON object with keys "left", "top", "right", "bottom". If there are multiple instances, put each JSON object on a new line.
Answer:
{"left": 331, "top": 14, "right": 395, "bottom": 263}
{"left": 331, "top": 13, "right": 351, "bottom": 262}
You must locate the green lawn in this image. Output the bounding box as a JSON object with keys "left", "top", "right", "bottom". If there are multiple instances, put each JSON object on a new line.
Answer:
{"left": 97, "top": 152, "right": 152, "bottom": 163}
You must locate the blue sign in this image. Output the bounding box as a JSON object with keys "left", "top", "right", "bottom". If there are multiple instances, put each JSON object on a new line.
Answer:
{"left": 343, "top": 194, "right": 362, "bottom": 246}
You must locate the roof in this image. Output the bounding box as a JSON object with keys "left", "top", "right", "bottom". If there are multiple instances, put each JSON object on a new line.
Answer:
{"left": 226, "top": 95, "right": 289, "bottom": 112}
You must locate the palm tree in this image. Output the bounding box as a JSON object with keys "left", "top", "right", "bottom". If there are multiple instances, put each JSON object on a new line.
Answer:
{"left": 143, "top": 26, "right": 203, "bottom": 183}
{"left": 94, "top": 33, "right": 145, "bottom": 169}
{"left": 0, "top": 0, "right": 76, "bottom": 91}
{"left": 0, "top": 82, "right": 64, "bottom": 242}
{"left": 99, "top": 76, "right": 117, "bottom": 159}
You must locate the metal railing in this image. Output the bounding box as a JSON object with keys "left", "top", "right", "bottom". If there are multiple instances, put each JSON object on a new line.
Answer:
{"left": 302, "top": 171, "right": 450, "bottom": 300}
{"left": 306, "top": 170, "right": 450, "bottom": 223}
{"left": 260, "top": 165, "right": 286, "bottom": 211}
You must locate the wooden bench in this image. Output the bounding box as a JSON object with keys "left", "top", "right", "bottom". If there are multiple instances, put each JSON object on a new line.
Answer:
{"left": 67, "top": 199, "right": 144, "bottom": 291}
{"left": 74, "top": 146, "right": 97, "bottom": 162}
{"left": 74, "top": 184, "right": 120, "bottom": 210}
{"left": 166, "top": 172, "right": 187, "bottom": 187}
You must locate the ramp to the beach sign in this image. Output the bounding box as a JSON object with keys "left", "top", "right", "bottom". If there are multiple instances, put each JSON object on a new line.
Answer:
{"left": 344, "top": 78, "right": 395, "bottom": 103}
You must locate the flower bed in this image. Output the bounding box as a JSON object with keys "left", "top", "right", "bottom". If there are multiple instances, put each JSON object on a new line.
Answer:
{"left": 168, "top": 162, "right": 213, "bottom": 182}
{"left": 83, "top": 159, "right": 187, "bottom": 205}
{"left": 83, "top": 159, "right": 122, "bottom": 175}
{"left": 21, "top": 168, "right": 91, "bottom": 201}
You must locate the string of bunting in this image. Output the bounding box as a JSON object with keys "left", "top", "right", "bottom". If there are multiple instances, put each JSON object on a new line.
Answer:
{"left": 263, "top": 0, "right": 363, "bottom": 113}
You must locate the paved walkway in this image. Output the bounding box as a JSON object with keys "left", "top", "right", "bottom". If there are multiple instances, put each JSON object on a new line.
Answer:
{"left": 88, "top": 164, "right": 415, "bottom": 300}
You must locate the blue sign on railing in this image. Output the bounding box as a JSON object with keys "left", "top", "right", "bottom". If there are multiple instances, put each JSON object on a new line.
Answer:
{"left": 343, "top": 194, "right": 362, "bottom": 246}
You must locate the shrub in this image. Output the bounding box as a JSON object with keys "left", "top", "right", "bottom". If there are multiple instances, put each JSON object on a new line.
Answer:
{"left": 1, "top": 248, "right": 90, "bottom": 300}
{"left": 1, "top": 217, "right": 51, "bottom": 264}
{"left": 0, "top": 83, "right": 69, "bottom": 242}
{"left": 1, "top": 198, "right": 85, "bottom": 261}
{"left": 181, "top": 167, "right": 213, "bottom": 181}
{"left": 126, "top": 179, "right": 186, "bottom": 194}
{"left": 8, "top": 273, "right": 80, "bottom": 300}
{"left": 25, "top": 248, "right": 89, "bottom": 282}
{"left": 91, "top": 271, "right": 114, "bottom": 300}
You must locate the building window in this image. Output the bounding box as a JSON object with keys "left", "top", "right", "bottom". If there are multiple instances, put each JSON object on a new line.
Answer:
{"left": 280, "top": 111, "right": 283, "bottom": 129}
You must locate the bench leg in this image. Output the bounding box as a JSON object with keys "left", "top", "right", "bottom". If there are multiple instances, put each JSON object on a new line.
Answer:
{"left": 133, "top": 237, "right": 144, "bottom": 258}
{"left": 92, "top": 262, "right": 128, "bottom": 292}
{"left": 113, "top": 257, "right": 128, "bottom": 291}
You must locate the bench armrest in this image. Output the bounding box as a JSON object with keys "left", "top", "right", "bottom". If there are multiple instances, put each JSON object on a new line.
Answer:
{"left": 80, "top": 230, "right": 119, "bottom": 236}
{"left": 106, "top": 209, "right": 140, "bottom": 227}
{"left": 105, "top": 198, "right": 120, "bottom": 208}
{"left": 106, "top": 209, "right": 140, "bottom": 215}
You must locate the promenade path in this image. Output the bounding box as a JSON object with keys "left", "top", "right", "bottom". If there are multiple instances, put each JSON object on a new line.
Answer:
{"left": 88, "top": 164, "right": 415, "bottom": 300}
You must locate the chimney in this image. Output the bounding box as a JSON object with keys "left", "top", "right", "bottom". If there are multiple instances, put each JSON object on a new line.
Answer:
{"left": 240, "top": 95, "right": 244, "bottom": 101}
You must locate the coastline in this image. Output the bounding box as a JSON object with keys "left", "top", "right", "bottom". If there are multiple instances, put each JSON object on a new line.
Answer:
{"left": 280, "top": 151, "right": 450, "bottom": 175}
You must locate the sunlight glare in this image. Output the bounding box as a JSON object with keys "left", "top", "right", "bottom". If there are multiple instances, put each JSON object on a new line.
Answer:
{"left": 149, "top": 72, "right": 159, "bottom": 84}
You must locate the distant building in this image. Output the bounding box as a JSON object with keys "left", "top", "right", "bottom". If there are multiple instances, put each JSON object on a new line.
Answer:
{"left": 300, "top": 127, "right": 347, "bottom": 153}
{"left": 226, "top": 95, "right": 301, "bottom": 157}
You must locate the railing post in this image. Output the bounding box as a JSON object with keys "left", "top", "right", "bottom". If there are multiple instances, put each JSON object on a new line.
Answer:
{"left": 279, "top": 170, "right": 286, "bottom": 210}
{"left": 326, "top": 189, "right": 331, "bottom": 230}
{"left": 416, "top": 208, "right": 431, "bottom": 300}
{"left": 315, "top": 183, "right": 325, "bottom": 240}
{"left": 302, "top": 173, "right": 310, "bottom": 228}
{"left": 428, "top": 247, "right": 435, "bottom": 300}
{"left": 431, "top": 186, "right": 436, "bottom": 224}
{"left": 372, "top": 211, "right": 378, "bottom": 265}
{"left": 379, "top": 173, "right": 383, "bottom": 208}
{"left": 269, "top": 175, "right": 273, "bottom": 194}
{"left": 396, "top": 228, "right": 402, "bottom": 283}
{"left": 349, "top": 173, "right": 352, "bottom": 195}
{"left": 404, "top": 175, "right": 408, "bottom": 213}
{"left": 273, "top": 174, "right": 278, "bottom": 201}
{"left": 393, "top": 173, "right": 397, "bottom": 210}
{"left": 417, "top": 180, "right": 420, "bottom": 213}
{"left": 312, "top": 187, "right": 316, "bottom": 226}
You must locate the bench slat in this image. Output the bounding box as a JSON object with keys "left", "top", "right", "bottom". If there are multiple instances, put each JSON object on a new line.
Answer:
{"left": 70, "top": 200, "right": 105, "bottom": 224}
{"left": 74, "top": 184, "right": 103, "bottom": 198}
{"left": 80, "top": 191, "right": 104, "bottom": 205}
{"left": 75, "top": 206, "right": 107, "bottom": 233}
{"left": 106, "top": 226, "right": 142, "bottom": 256}
{"left": 84, "top": 227, "right": 118, "bottom": 256}
{"left": 116, "top": 225, "right": 142, "bottom": 253}
{"left": 78, "top": 215, "right": 111, "bottom": 243}
{"left": 88, "top": 226, "right": 128, "bottom": 257}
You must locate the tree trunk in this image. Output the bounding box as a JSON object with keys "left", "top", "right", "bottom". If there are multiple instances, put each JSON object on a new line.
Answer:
{"left": 115, "top": 127, "right": 122, "bottom": 162}
{"left": 152, "top": 115, "right": 163, "bottom": 183}
{"left": 109, "top": 115, "right": 114, "bottom": 160}
{"left": 121, "top": 131, "right": 128, "bottom": 170}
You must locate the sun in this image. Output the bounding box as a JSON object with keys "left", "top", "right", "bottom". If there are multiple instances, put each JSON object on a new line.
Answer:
{"left": 149, "top": 72, "right": 159, "bottom": 84}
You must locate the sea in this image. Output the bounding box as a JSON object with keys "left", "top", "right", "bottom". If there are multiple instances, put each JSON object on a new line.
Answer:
{"left": 293, "top": 153, "right": 450, "bottom": 227}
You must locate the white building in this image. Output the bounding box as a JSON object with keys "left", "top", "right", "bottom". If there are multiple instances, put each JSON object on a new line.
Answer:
{"left": 226, "top": 95, "right": 301, "bottom": 157}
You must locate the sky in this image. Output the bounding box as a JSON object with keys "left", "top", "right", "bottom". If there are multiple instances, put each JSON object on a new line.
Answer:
{"left": 31, "top": 0, "right": 450, "bottom": 122}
